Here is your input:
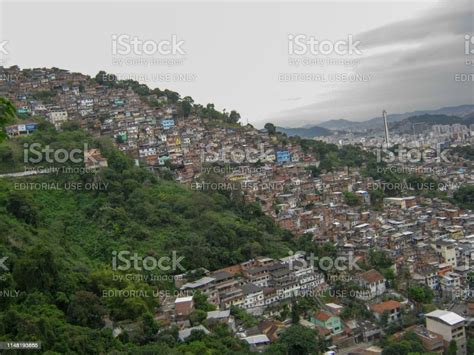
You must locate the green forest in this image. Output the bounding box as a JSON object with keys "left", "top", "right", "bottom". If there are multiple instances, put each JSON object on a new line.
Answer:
{"left": 0, "top": 123, "right": 295, "bottom": 353}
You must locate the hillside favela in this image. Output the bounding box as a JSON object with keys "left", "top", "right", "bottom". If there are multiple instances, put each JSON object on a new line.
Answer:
{"left": 0, "top": 1, "right": 473, "bottom": 355}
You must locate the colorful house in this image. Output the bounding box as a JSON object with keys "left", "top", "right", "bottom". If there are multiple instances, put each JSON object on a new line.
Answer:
{"left": 310, "top": 311, "right": 343, "bottom": 334}
{"left": 5, "top": 122, "right": 38, "bottom": 137}
{"left": 276, "top": 151, "right": 291, "bottom": 163}
{"left": 17, "top": 107, "right": 30, "bottom": 114}
{"left": 161, "top": 119, "right": 175, "bottom": 130}
{"left": 158, "top": 156, "right": 170, "bottom": 165}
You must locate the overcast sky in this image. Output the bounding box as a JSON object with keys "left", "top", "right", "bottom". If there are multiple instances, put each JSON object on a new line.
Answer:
{"left": 1, "top": 0, "right": 472, "bottom": 127}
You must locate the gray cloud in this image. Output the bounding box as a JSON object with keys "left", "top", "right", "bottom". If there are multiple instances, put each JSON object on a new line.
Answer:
{"left": 269, "top": 0, "right": 474, "bottom": 127}
{"left": 358, "top": 1, "right": 472, "bottom": 48}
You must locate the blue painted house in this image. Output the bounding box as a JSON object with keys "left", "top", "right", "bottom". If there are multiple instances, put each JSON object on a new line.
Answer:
{"left": 161, "top": 119, "right": 175, "bottom": 130}
{"left": 276, "top": 150, "right": 291, "bottom": 163}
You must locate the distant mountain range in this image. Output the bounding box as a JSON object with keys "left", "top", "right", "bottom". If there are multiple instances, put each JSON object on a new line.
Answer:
{"left": 317, "top": 104, "right": 474, "bottom": 131}
{"left": 278, "top": 105, "right": 474, "bottom": 137}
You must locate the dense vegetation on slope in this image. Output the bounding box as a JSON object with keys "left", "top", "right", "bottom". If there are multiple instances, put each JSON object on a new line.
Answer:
{"left": 453, "top": 185, "right": 474, "bottom": 210}
{"left": 451, "top": 145, "right": 474, "bottom": 161}
{"left": 0, "top": 97, "right": 16, "bottom": 143}
{"left": 0, "top": 123, "right": 292, "bottom": 353}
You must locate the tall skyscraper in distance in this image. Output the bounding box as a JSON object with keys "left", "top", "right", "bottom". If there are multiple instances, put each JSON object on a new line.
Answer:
{"left": 382, "top": 110, "right": 390, "bottom": 146}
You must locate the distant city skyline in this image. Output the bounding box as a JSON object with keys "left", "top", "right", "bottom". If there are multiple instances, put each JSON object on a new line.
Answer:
{"left": 0, "top": 0, "right": 472, "bottom": 128}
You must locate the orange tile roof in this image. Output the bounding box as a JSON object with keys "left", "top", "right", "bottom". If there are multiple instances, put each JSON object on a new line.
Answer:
{"left": 314, "top": 311, "right": 332, "bottom": 321}
{"left": 370, "top": 300, "right": 401, "bottom": 314}
{"left": 360, "top": 269, "right": 384, "bottom": 283}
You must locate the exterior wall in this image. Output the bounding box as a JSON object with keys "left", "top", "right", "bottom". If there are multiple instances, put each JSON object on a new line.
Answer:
{"left": 162, "top": 119, "right": 175, "bottom": 130}
{"left": 243, "top": 291, "right": 264, "bottom": 309}
{"left": 442, "top": 246, "right": 457, "bottom": 267}
{"left": 374, "top": 309, "right": 400, "bottom": 323}
{"left": 276, "top": 151, "right": 291, "bottom": 163}
{"left": 426, "top": 319, "right": 466, "bottom": 355}
{"left": 49, "top": 111, "right": 68, "bottom": 127}
{"left": 326, "top": 316, "right": 343, "bottom": 333}
{"left": 358, "top": 280, "right": 386, "bottom": 300}
{"left": 310, "top": 316, "right": 342, "bottom": 334}
{"left": 175, "top": 300, "right": 193, "bottom": 317}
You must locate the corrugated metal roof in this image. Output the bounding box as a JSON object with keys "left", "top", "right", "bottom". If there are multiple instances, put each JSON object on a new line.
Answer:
{"left": 426, "top": 310, "right": 465, "bottom": 325}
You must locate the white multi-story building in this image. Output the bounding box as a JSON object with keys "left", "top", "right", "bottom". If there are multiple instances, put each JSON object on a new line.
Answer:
{"left": 47, "top": 108, "right": 68, "bottom": 129}
{"left": 241, "top": 283, "right": 264, "bottom": 310}
{"left": 426, "top": 310, "right": 466, "bottom": 355}
{"left": 356, "top": 269, "right": 386, "bottom": 300}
